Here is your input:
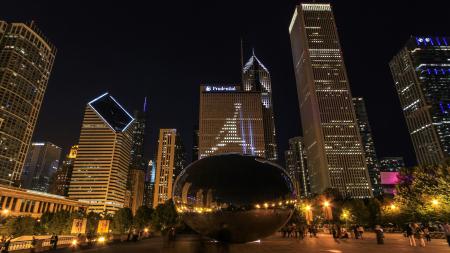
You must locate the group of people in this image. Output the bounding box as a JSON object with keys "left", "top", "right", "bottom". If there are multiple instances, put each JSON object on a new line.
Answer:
{"left": 280, "top": 224, "right": 318, "bottom": 239}
{"left": 0, "top": 235, "right": 13, "bottom": 253}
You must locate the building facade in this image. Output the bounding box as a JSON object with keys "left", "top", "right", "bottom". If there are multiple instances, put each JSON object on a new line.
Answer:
{"left": 153, "top": 129, "right": 185, "bottom": 207}
{"left": 0, "top": 21, "right": 56, "bottom": 186}
{"left": 48, "top": 145, "right": 78, "bottom": 196}
{"left": 389, "top": 37, "right": 450, "bottom": 165}
{"left": 242, "top": 51, "right": 278, "bottom": 161}
{"left": 21, "top": 142, "right": 61, "bottom": 192}
{"left": 379, "top": 157, "right": 405, "bottom": 172}
{"left": 198, "top": 85, "right": 265, "bottom": 159}
{"left": 143, "top": 160, "right": 156, "bottom": 208}
{"left": 289, "top": 3, "right": 372, "bottom": 198}
{"left": 285, "top": 136, "right": 310, "bottom": 198}
{"left": 0, "top": 185, "right": 87, "bottom": 218}
{"left": 68, "top": 93, "right": 134, "bottom": 214}
{"left": 353, "top": 97, "right": 382, "bottom": 196}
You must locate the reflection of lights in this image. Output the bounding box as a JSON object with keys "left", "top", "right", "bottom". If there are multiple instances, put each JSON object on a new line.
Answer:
{"left": 431, "top": 199, "right": 439, "bottom": 206}
{"left": 255, "top": 204, "right": 261, "bottom": 209}
{"left": 264, "top": 203, "right": 269, "bottom": 208}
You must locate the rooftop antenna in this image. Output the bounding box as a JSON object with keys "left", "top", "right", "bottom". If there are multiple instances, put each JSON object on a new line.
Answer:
{"left": 240, "top": 37, "right": 245, "bottom": 84}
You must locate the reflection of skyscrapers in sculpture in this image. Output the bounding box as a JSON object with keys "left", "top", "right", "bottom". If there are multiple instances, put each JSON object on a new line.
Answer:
{"left": 353, "top": 97, "right": 382, "bottom": 196}
{"left": 285, "top": 137, "right": 310, "bottom": 198}
{"left": 22, "top": 142, "right": 61, "bottom": 192}
{"left": 49, "top": 145, "right": 78, "bottom": 196}
{"left": 153, "top": 129, "right": 186, "bottom": 207}
{"left": 68, "top": 93, "right": 134, "bottom": 214}
{"left": 0, "top": 21, "right": 56, "bottom": 186}
{"left": 390, "top": 37, "right": 450, "bottom": 165}
{"left": 289, "top": 3, "right": 372, "bottom": 198}
{"left": 198, "top": 85, "right": 265, "bottom": 159}
{"left": 242, "top": 51, "right": 278, "bottom": 161}
{"left": 379, "top": 157, "right": 405, "bottom": 195}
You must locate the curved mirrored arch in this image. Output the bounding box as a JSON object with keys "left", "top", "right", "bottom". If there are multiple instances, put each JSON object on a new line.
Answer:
{"left": 173, "top": 153, "right": 296, "bottom": 243}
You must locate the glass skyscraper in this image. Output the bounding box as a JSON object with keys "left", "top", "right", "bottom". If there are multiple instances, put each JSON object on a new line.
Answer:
{"left": 0, "top": 21, "right": 56, "bottom": 186}
{"left": 285, "top": 136, "right": 310, "bottom": 198}
{"left": 390, "top": 37, "right": 450, "bottom": 165}
{"left": 242, "top": 51, "right": 278, "bottom": 161}
{"left": 353, "top": 97, "right": 382, "bottom": 196}
{"left": 289, "top": 3, "right": 372, "bottom": 198}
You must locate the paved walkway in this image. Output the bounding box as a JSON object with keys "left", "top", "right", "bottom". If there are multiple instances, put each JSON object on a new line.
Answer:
{"left": 49, "top": 232, "right": 449, "bottom": 253}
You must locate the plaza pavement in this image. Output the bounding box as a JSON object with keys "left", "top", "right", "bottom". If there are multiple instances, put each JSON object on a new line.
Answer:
{"left": 58, "top": 232, "right": 449, "bottom": 253}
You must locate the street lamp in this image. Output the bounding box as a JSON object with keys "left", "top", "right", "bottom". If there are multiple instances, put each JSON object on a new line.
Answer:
{"left": 431, "top": 198, "right": 439, "bottom": 206}
{"left": 323, "top": 201, "right": 330, "bottom": 207}
{"left": 1, "top": 209, "right": 9, "bottom": 216}
{"left": 305, "top": 205, "right": 311, "bottom": 211}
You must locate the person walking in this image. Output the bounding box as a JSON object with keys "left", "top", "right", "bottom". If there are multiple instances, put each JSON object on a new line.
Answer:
{"left": 374, "top": 225, "right": 384, "bottom": 244}
{"left": 424, "top": 226, "right": 431, "bottom": 242}
{"left": 443, "top": 222, "right": 450, "bottom": 247}
{"left": 406, "top": 223, "right": 416, "bottom": 247}
{"left": 357, "top": 225, "right": 364, "bottom": 239}
{"left": 53, "top": 234, "right": 58, "bottom": 250}
{"left": 2, "top": 235, "right": 12, "bottom": 253}
{"left": 414, "top": 224, "right": 426, "bottom": 247}
{"left": 30, "top": 236, "right": 37, "bottom": 253}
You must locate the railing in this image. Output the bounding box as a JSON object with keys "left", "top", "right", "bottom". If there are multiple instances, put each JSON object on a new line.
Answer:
{"left": 8, "top": 236, "right": 75, "bottom": 252}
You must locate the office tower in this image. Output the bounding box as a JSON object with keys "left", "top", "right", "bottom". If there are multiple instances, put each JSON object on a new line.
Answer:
{"left": 289, "top": 3, "right": 372, "bottom": 198}
{"left": 379, "top": 157, "right": 405, "bottom": 172}
{"left": 143, "top": 160, "right": 156, "bottom": 208}
{"left": 242, "top": 50, "right": 278, "bottom": 161}
{"left": 285, "top": 137, "right": 310, "bottom": 198}
{"left": 0, "top": 21, "right": 56, "bottom": 186}
{"left": 353, "top": 97, "right": 382, "bottom": 196}
{"left": 21, "top": 142, "right": 61, "bottom": 192}
{"left": 68, "top": 93, "right": 134, "bottom": 214}
{"left": 192, "top": 126, "right": 199, "bottom": 162}
{"left": 379, "top": 157, "right": 405, "bottom": 195}
{"left": 49, "top": 145, "right": 78, "bottom": 196}
{"left": 198, "top": 85, "right": 265, "bottom": 159}
{"left": 127, "top": 98, "right": 148, "bottom": 214}
{"left": 153, "top": 129, "right": 185, "bottom": 207}
{"left": 389, "top": 37, "right": 450, "bottom": 165}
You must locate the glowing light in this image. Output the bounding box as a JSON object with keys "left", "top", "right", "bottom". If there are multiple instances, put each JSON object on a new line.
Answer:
{"left": 263, "top": 203, "right": 269, "bottom": 208}
{"left": 71, "top": 240, "right": 78, "bottom": 246}
{"left": 144, "top": 228, "right": 149, "bottom": 233}
{"left": 431, "top": 199, "right": 439, "bottom": 206}
{"left": 255, "top": 204, "right": 261, "bottom": 209}
{"left": 305, "top": 205, "right": 311, "bottom": 211}
{"left": 323, "top": 201, "right": 330, "bottom": 207}
{"left": 1, "top": 209, "right": 9, "bottom": 215}
{"left": 97, "top": 236, "right": 105, "bottom": 243}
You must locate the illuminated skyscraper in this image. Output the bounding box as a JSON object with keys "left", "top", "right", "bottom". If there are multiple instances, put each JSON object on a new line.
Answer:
{"left": 390, "top": 37, "right": 450, "bottom": 165}
{"left": 289, "top": 3, "right": 372, "bottom": 198}
{"left": 143, "top": 160, "right": 156, "bottom": 208}
{"left": 127, "top": 98, "right": 148, "bottom": 214}
{"left": 49, "top": 145, "right": 78, "bottom": 196}
{"left": 21, "top": 142, "right": 61, "bottom": 192}
{"left": 353, "top": 97, "right": 382, "bottom": 196}
{"left": 68, "top": 93, "right": 134, "bottom": 214}
{"left": 153, "top": 129, "right": 185, "bottom": 207}
{"left": 285, "top": 136, "right": 310, "bottom": 197}
{"left": 0, "top": 21, "right": 56, "bottom": 186}
{"left": 242, "top": 51, "right": 278, "bottom": 161}
{"left": 379, "top": 157, "right": 405, "bottom": 172}
{"left": 198, "top": 85, "right": 265, "bottom": 159}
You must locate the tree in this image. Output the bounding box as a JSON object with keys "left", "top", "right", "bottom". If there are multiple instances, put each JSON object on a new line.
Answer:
{"left": 133, "top": 206, "right": 153, "bottom": 230}
{"left": 47, "top": 210, "right": 72, "bottom": 234}
{"left": 111, "top": 208, "right": 133, "bottom": 234}
{"left": 4, "top": 216, "right": 36, "bottom": 236}
{"left": 151, "top": 200, "right": 178, "bottom": 232}
{"left": 86, "top": 211, "right": 101, "bottom": 235}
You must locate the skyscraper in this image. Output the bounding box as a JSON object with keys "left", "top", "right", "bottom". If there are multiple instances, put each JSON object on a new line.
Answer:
{"left": 49, "top": 145, "right": 78, "bottom": 196}
{"left": 198, "top": 85, "right": 265, "bottom": 159}
{"left": 0, "top": 21, "right": 56, "bottom": 186}
{"left": 285, "top": 136, "right": 310, "bottom": 198}
{"left": 379, "top": 157, "right": 405, "bottom": 172}
{"left": 21, "top": 142, "right": 61, "bottom": 192}
{"left": 242, "top": 51, "right": 278, "bottom": 161}
{"left": 353, "top": 97, "right": 382, "bottom": 196}
{"left": 153, "top": 129, "right": 185, "bottom": 207}
{"left": 68, "top": 93, "right": 134, "bottom": 214}
{"left": 127, "top": 98, "right": 148, "bottom": 214}
{"left": 389, "top": 37, "right": 450, "bottom": 165}
{"left": 143, "top": 160, "right": 156, "bottom": 208}
{"left": 289, "top": 3, "right": 372, "bottom": 198}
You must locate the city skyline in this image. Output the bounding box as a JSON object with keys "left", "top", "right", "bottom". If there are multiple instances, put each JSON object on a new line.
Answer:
{"left": 4, "top": 1, "right": 447, "bottom": 167}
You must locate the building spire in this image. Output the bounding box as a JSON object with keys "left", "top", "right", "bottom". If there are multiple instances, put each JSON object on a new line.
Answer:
{"left": 143, "top": 96, "right": 148, "bottom": 112}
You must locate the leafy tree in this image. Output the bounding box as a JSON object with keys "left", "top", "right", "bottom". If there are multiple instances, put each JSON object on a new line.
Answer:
{"left": 47, "top": 210, "right": 72, "bottom": 234}
{"left": 133, "top": 206, "right": 153, "bottom": 230}
{"left": 151, "top": 200, "right": 178, "bottom": 232}
{"left": 4, "top": 216, "right": 36, "bottom": 236}
{"left": 111, "top": 208, "right": 133, "bottom": 234}
{"left": 86, "top": 211, "right": 101, "bottom": 235}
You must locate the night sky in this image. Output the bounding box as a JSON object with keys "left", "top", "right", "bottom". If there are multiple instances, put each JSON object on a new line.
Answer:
{"left": 2, "top": 0, "right": 448, "bottom": 166}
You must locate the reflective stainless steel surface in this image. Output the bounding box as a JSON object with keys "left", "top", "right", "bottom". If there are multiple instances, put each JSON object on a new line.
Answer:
{"left": 173, "top": 154, "right": 296, "bottom": 243}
